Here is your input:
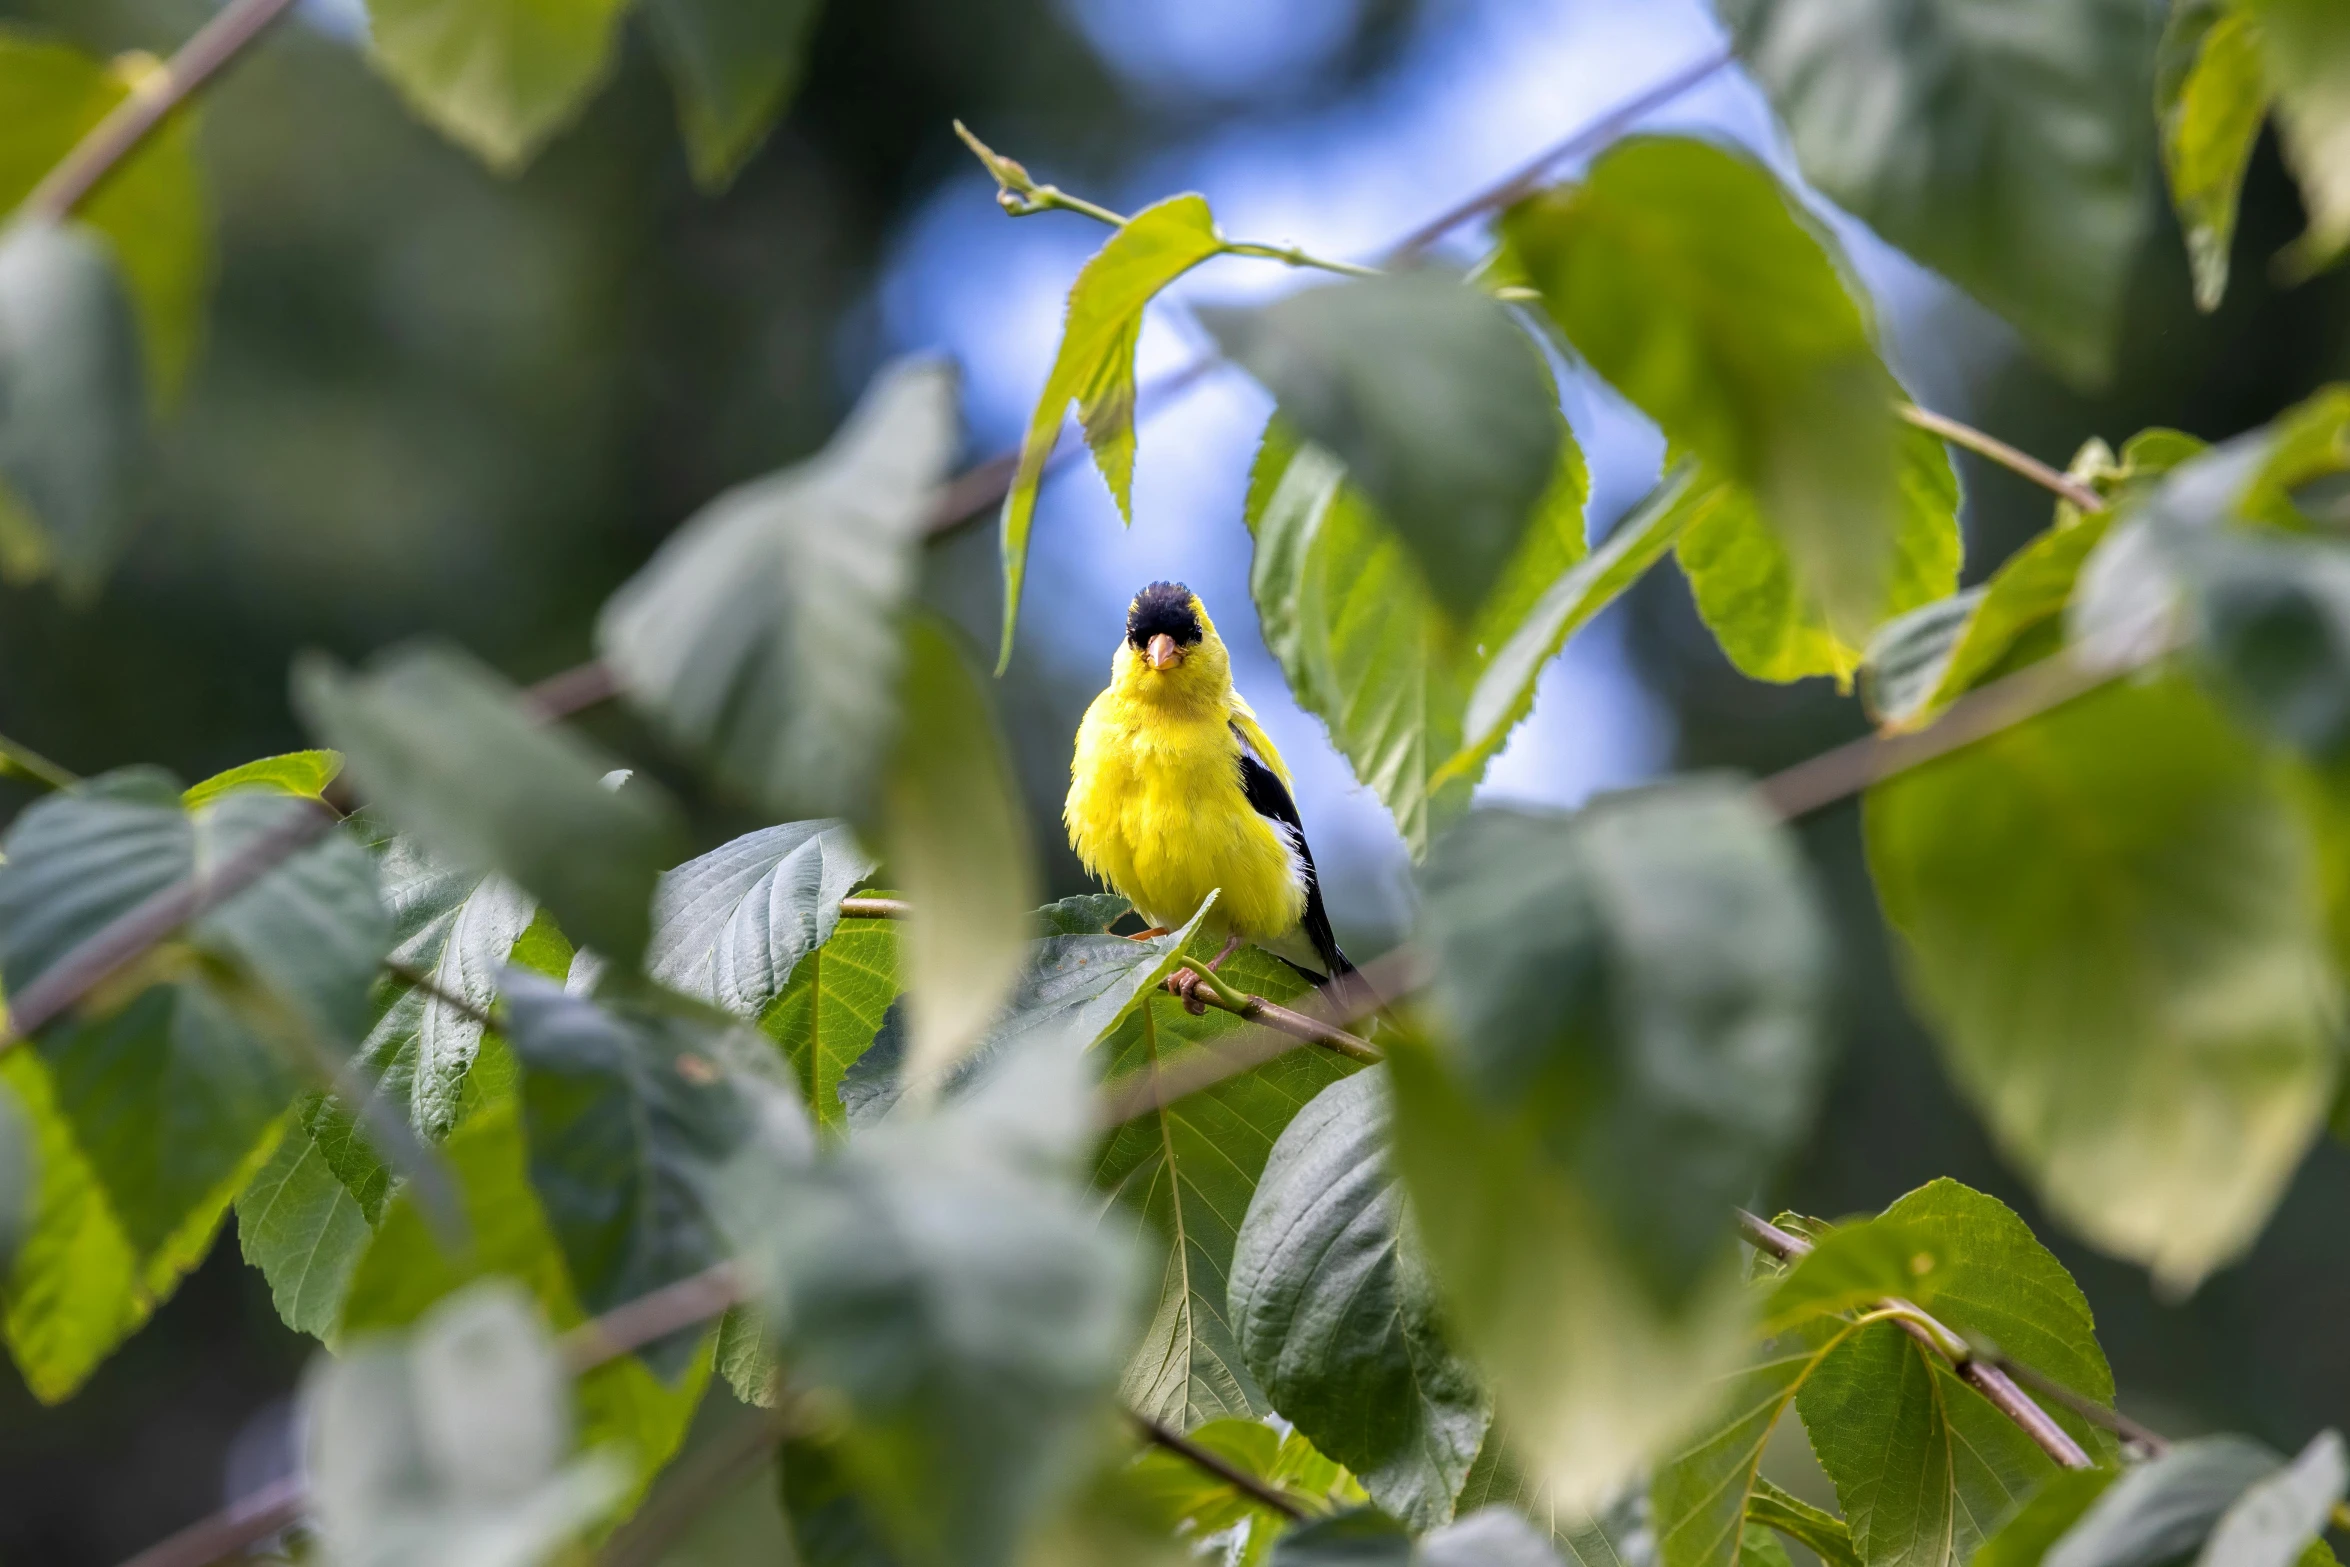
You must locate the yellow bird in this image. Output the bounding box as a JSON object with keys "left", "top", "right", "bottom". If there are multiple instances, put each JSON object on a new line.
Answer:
{"left": 1066, "top": 581, "right": 1352, "bottom": 984}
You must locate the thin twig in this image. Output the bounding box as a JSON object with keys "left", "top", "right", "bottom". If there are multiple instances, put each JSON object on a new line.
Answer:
{"left": 380, "top": 959, "right": 496, "bottom": 1028}
{"left": 1738, "top": 1210, "right": 2091, "bottom": 1470}
{"left": 558, "top": 1262, "right": 745, "bottom": 1374}
{"left": 18, "top": 0, "right": 301, "bottom": 225}
{"left": 839, "top": 895, "right": 912, "bottom": 919}
{"left": 115, "top": 1475, "right": 307, "bottom": 1567}
{"left": 1127, "top": 1409, "right": 1310, "bottom": 1521}
{"left": 0, "top": 731, "right": 79, "bottom": 792}
{"left": 1899, "top": 404, "right": 2106, "bottom": 515}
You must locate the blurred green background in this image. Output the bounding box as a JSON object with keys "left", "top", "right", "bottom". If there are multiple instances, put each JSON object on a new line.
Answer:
{"left": 2, "top": 0, "right": 2349, "bottom": 1560}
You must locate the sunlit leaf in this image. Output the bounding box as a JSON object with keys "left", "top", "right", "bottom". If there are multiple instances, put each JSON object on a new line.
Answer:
{"left": 1867, "top": 678, "right": 2342, "bottom": 1288}
{"left": 1719, "top": 0, "right": 2158, "bottom": 385}
{"left": 648, "top": 820, "right": 877, "bottom": 1018}
{"left": 236, "top": 1095, "right": 384, "bottom": 1340}
{"left": 1507, "top": 137, "right": 1902, "bottom": 644}
{"left": 600, "top": 361, "right": 962, "bottom": 819}
{"left": 182, "top": 750, "right": 343, "bottom": 813}
{"left": 762, "top": 906, "right": 897, "bottom": 1132}
{"left": 997, "top": 194, "right": 1225, "bottom": 668}
{"left": 294, "top": 640, "right": 688, "bottom": 970}
{"left": 1121, "top": 1416, "right": 1365, "bottom": 1564}
{"left": 363, "top": 0, "right": 634, "bottom": 172}
{"left": 2159, "top": 0, "right": 2272, "bottom": 310}
{"left": 1758, "top": 1217, "right": 1939, "bottom": 1338}
{"left": 1653, "top": 1331, "right": 1843, "bottom": 1567}
{"left": 884, "top": 613, "right": 1037, "bottom": 1092}
{"left": 1205, "top": 272, "right": 1563, "bottom": 620}
{"left": 1229, "top": 1069, "right": 1488, "bottom": 1530}
{"left": 642, "top": 0, "right": 823, "bottom": 190}
{"left": 0, "top": 221, "right": 147, "bottom": 598}
{"left": 1246, "top": 415, "right": 1589, "bottom": 855}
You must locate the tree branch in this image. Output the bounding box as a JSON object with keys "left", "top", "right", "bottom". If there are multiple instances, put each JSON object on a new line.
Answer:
{"left": 1126, "top": 1409, "right": 1311, "bottom": 1521}
{"left": 18, "top": 0, "right": 301, "bottom": 225}
{"left": 1899, "top": 404, "right": 2106, "bottom": 515}
{"left": 380, "top": 959, "right": 497, "bottom": 1028}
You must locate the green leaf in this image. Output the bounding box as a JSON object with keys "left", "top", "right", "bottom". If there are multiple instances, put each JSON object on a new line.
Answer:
{"left": 2200, "top": 1432, "right": 2347, "bottom": 1567}
{"left": 0, "top": 221, "right": 147, "bottom": 599}
{"left": 339, "top": 1099, "right": 714, "bottom": 1498}
{"left": 1442, "top": 462, "right": 1693, "bottom": 786}
{"left": 1743, "top": 1525, "right": 1797, "bottom": 1567}
{"left": 642, "top": 0, "right": 823, "bottom": 190}
{"left": 2242, "top": 0, "right": 2350, "bottom": 277}
{"left": 503, "top": 971, "right": 808, "bottom": 1373}
{"left": 2043, "top": 1437, "right": 2282, "bottom": 1567}
{"left": 307, "top": 1281, "right": 628, "bottom": 1567}
{"left": 1269, "top": 1509, "right": 1412, "bottom": 1567}
{"left": 743, "top": 1030, "right": 1142, "bottom": 1567}
{"left": 1203, "top": 272, "right": 1564, "bottom": 621}
{"left": 649, "top": 821, "right": 877, "bottom": 1018}
{"left": 600, "top": 361, "right": 962, "bottom": 819}
{"left": 1750, "top": 1477, "right": 1862, "bottom": 1567}
{"left": 1717, "top": 0, "right": 2157, "bottom": 386}
{"left": 1862, "top": 591, "right": 1986, "bottom": 730}
{"left": 354, "top": 819, "right": 543, "bottom": 1137}
{"left": 1422, "top": 1510, "right": 1572, "bottom": 1567}
{"left": 1676, "top": 423, "right": 1962, "bottom": 688}
{"left": 1038, "top": 893, "right": 1134, "bottom": 935}
{"left": 1760, "top": 1218, "right": 1940, "bottom": 1338}
{"left": 294, "top": 639, "right": 689, "bottom": 970}
{"left": 183, "top": 749, "right": 343, "bottom": 813}
{"left": 0, "top": 770, "right": 386, "bottom": 1252}
{"left": 1505, "top": 136, "right": 1902, "bottom": 644}
{"left": 997, "top": 194, "right": 1225, "bottom": 669}
{"left": 0, "top": 34, "right": 209, "bottom": 400}
{"left": 763, "top": 909, "right": 897, "bottom": 1131}
{"left": 1418, "top": 782, "right": 1829, "bottom": 1305}
{"left": 1866, "top": 678, "right": 2343, "bottom": 1289}
{"left": 2159, "top": 0, "right": 2272, "bottom": 310}
{"left": 363, "top": 0, "right": 634, "bottom": 172}
{"left": 1228, "top": 1069, "right": 1489, "bottom": 1530}
{"left": 1654, "top": 1337, "right": 1841, "bottom": 1567}
{"left": 236, "top": 1097, "right": 380, "bottom": 1339}
{"left": 1245, "top": 414, "right": 1589, "bottom": 855}
{"left": 1096, "top": 940, "right": 1358, "bottom": 1429}
{"left": 884, "top": 613, "right": 1038, "bottom": 1091}
{"left": 1122, "top": 1417, "right": 1365, "bottom": 1563}
{"left": 1974, "top": 1469, "right": 2117, "bottom": 1567}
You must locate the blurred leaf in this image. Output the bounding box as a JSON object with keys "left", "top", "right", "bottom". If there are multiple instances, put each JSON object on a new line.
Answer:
{"left": 0, "top": 770, "right": 386, "bottom": 1252}
{"left": 1270, "top": 1509, "right": 1412, "bottom": 1566}
{"left": 640, "top": 1439, "right": 792, "bottom": 1567}
{"left": 1419, "top": 782, "right": 1829, "bottom": 1305}
{"left": 1096, "top": 939, "right": 1357, "bottom": 1428}
{"left": 364, "top": 0, "right": 634, "bottom": 172}
{"left": 1204, "top": 272, "right": 1563, "bottom": 620}
{"left": 779, "top": 1431, "right": 905, "bottom": 1567}
{"left": 997, "top": 194, "right": 1224, "bottom": 668}
{"left": 2244, "top": 0, "right": 2350, "bottom": 276}
{"left": 295, "top": 640, "right": 688, "bottom": 970}
{"left": 0, "top": 221, "right": 147, "bottom": 598}
{"left": 308, "top": 1281, "right": 627, "bottom": 1567}
{"left": 1758, "top": 1217, "right": 1939, "bottom": 1337}
{"left": 643, "top": 0, "right": 823, "bottom": 190}
{"left": 339, "top": 1100, "right": 714, "bottom": 1500}
{"left": 0, "top": 34, "right": 209, "bottom": 399}
{"left": 600, "top": 360, "right": 961, "bottom": 819}
{"left": 353, "top": 820, "right": 542, "bottom": 1137}
{"left": 746, "top": 1031, "right": 1141, "bottom": 1567}
{"left": 763, "top": 907, "right": 897, "bottom": 1131}
{"left": 1443, "top": 463, "right": 1693, "bottom": 786}
{"left": 1676, "top": 423, "right": 1961, "bottom": 688}
{"left": 237, "top": 1096, "right": 383, "bottom": 1339}
{"left": 1229, "top": 1069, "right": 1489, "bottom": 1530}
{"left": 503, "top": 971, "right": 808, "bottom": 1375}
{"left": 183, "top": 749, "right": 342, "bottom": 812}
{"left": 1866, "top": 677, "right": 2342, "bottom": 1289}
{"left": 1718, "top": 0, "right": 2156, "bottom": 385}
{"left": 1861, "top": 591, "right": 1986, "bottom": 730}
{"left": 648, "top": 821, "right": 876, "bottom": 1017}
{"left": 1653, "top": 1334, "right": 1836, "bottom": 1567}
{"left": 884, "top": 613, "right": 1037, "bottom": 1092}
{"left": 1423, "top": 1510, "right": 1572, "bottom": 1567}
{"left": 1749, "top": 1478, "right": 1860, "bottom": 1567}
{"left": 1039, "top": 892, "right": 1134, "bottom": 935}
{"left": 1974, "top": 1469, "right": 2117, "bottom": 1567}
{"left": 1122, "top": 1417, "right": 1364, "bottom": 1563}
{"left": 2160, "top": 0, "right": 2271, "bottom": 310}
{"left": 2177, "top": 532, "right": 2350, "bottom": 761}
{"left": 1246, "top": 415, "right": 1589, "bottom": 855}
{"left": 2200, "top": 1432, "right": 2347, "bottom": 1567}
{"left": 2042, "top": 1438, "right": 2282, "bottom": 1567}
{"left": 1506, "top": 136, "right": 1901, "bottom": 644}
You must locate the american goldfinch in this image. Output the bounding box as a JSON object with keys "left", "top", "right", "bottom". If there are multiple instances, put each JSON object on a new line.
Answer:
{"left": 1066, "top": 581, "right": 1352, "bottom": 984}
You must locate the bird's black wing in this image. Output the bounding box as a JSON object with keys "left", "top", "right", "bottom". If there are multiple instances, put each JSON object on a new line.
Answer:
{"left": 1233, "top": 734, "right": 1353, "bottom": 980}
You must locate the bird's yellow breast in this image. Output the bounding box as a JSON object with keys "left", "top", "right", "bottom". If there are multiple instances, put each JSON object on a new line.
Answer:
{"left": 1065, "top": 690, "right": 1306, "bottom": 941}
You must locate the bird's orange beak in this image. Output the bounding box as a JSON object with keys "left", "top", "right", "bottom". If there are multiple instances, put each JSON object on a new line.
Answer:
{"left": 1146, "top": 633, "right": 1183, "bottom": 671}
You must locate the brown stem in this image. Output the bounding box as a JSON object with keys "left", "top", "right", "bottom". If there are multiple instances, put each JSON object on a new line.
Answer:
{"left": 1898, "top": 404, "right": 2106, "bottom": 516}
{"left": 1126, "top": 1409, "right": 1309, "bottom": 1521}
{"left": 558, "top": 1262, "right": 745, "bottom": 1374}
{"left": 380, "top": 959, "right": 496, "bottom": 1028}
{"left": 0, "top": 731, "right": 78, "bottom": 792}
{"left": 19, "top": 0, "right": 301, "bottom": 225}
{"left": 839, "top": 895, "right": 913, "bottom": 919}
{"left": 114, "top": 1475, "right": 307, "bottom": 1567}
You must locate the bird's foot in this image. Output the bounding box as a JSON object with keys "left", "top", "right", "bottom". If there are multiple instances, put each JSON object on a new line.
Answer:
{"left": 1204, "top": 934, "right": 1243, "bottom": 972}
{"left": 1124, "top": 926, "right": 1172, "bottom": 942}
{"left": 1169, "top": 937, "right": 1245, "bottom": 1016}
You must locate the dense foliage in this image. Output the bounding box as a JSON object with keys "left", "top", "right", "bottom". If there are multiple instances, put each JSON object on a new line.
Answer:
{"left": 2, "top": 1, "right": 2350, "bottom": 1565}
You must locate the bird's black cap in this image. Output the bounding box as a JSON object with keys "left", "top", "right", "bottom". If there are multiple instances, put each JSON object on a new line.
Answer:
{"left": 1127, "top": 581, "right": 1203, "bottom": 648}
